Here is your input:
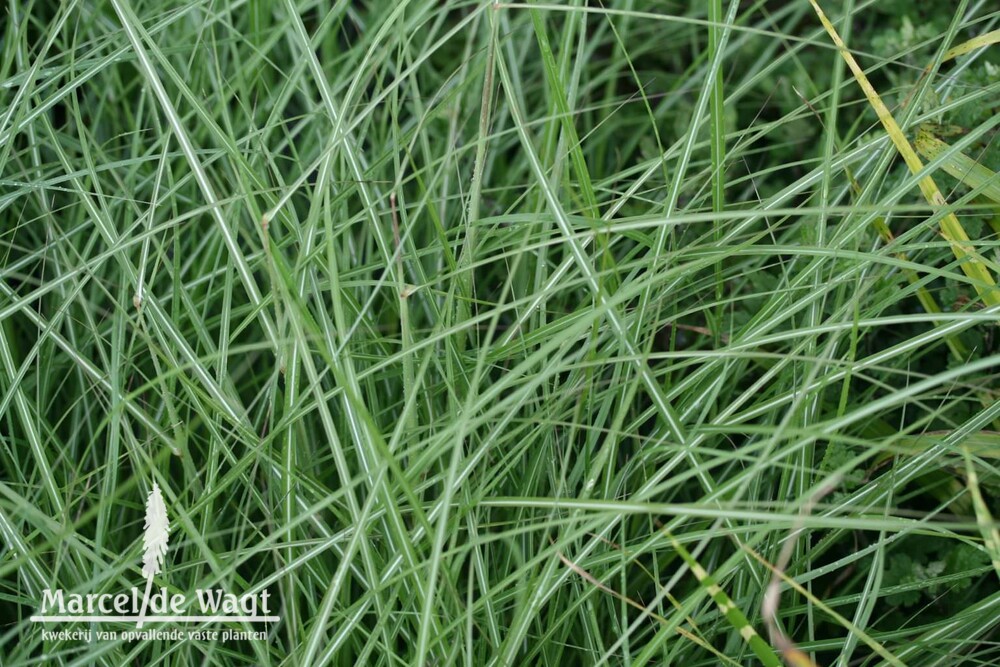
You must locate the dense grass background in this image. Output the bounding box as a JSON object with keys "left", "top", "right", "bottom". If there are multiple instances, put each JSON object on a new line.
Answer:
{"left": 2, "top": 0, "right": 999, "bottom": 664}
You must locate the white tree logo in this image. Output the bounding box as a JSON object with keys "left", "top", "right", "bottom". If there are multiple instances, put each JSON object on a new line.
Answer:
{"left": 136, "top": 481, "right": 169, "bottom": 628}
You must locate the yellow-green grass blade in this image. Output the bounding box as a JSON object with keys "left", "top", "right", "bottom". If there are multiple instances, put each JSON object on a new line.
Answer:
{"left": 915, "top": 126, "right": 1000, "bottom": 205}
{"left": 942, "top": 28, "right": 1000, "bottom": 63}
{"left": 810, "top": 0, "right": 1000, "bottom": 309}
{"left": 961, "top": 447, "right": 1000, "bottom": 582}
{"left": 843, "top": 167, "right": 970, "bottom": 361}
{"left": 666, "top": 533, "right": 783, "bottom": 667}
